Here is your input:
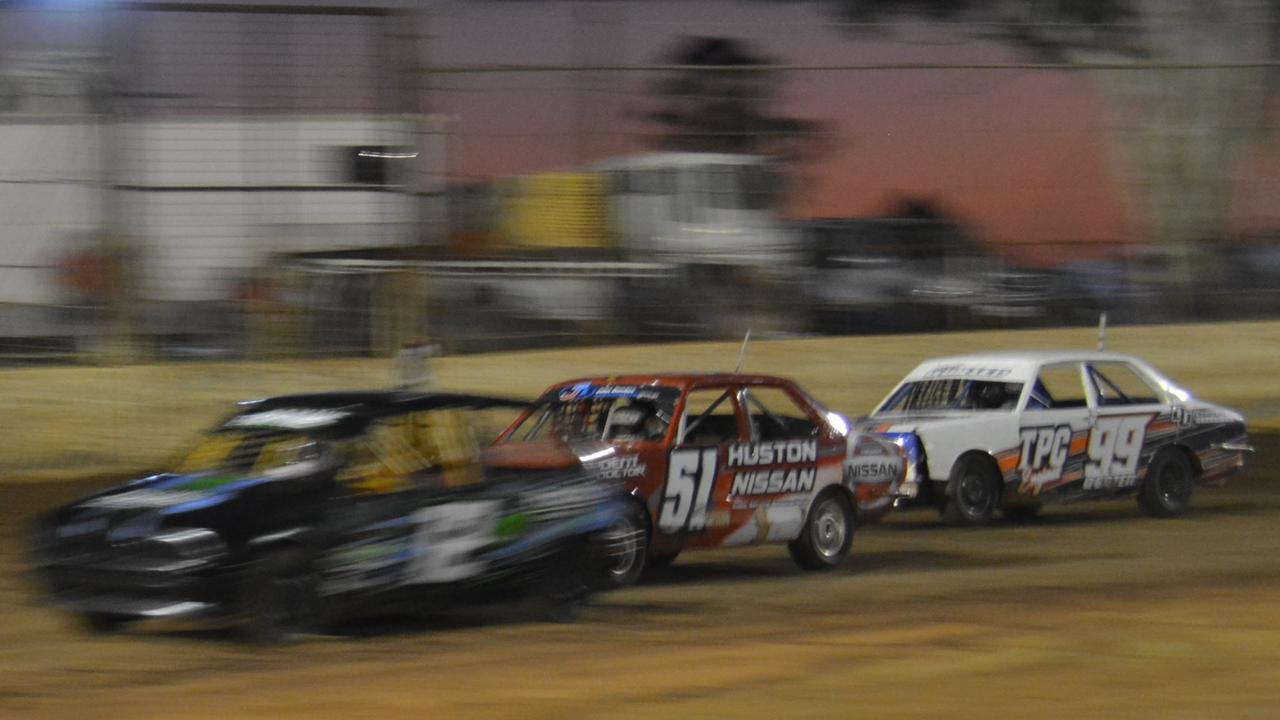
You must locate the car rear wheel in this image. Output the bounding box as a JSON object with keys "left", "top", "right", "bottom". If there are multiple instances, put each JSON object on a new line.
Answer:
{"left": 238, "top": 546, "right": 322, "bottom": 643}
{"left": 600, "top": 499, "right": 648, "bottom": 587}
{"left": 789, "top": 491, "right": 855, "bottom": 571}
{"left": 1138, "top": 450, "right": 1194, "bottom": 518}
{"left": 943, "top": 456, "right": 999, "bottom": 527}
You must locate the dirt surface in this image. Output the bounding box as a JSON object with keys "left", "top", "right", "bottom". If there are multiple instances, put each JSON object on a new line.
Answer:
{"left": 3, "top": 434, "right": 1277, "bottom": 719}
{"left": 6, "top": 320, "right": 1280, "bottom": 482}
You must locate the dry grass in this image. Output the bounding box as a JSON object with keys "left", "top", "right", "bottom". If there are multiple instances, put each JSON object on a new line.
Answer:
{"left": 3, "top": 320, "right": 1278, "bottom": 482}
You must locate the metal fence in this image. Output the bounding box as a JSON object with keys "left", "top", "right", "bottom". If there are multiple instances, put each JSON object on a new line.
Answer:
{"left": 2, "top": 1, "right": 1280, "bottom": 363}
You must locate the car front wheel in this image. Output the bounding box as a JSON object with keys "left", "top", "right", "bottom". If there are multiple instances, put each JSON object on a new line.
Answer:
{"left": 789, "top": 491, "right": 855, "bottom": 571}
{"left": 600, "top": 500, "right": 649, "bottom": 587}
{"left": 1138, "top": 450, "right": 1194, "bottom": 518}
{"left": 943, "top": 456, "right": 999, "bottom": 527}
{"left": 238, "top": 546, "right": 322, "bottom": 643}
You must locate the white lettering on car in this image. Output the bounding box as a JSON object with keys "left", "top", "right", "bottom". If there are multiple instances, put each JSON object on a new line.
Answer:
{"left": 1082, "top": 415, "right": 1151, "bottom": 490}
{"left": 728, "top": 468, "right": 816, "bottom": 497}
{"left": 726, "top": 440, "right": 817, "bottom": 468}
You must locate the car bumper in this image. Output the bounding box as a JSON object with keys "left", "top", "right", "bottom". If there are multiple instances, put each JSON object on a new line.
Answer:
{"left": 37, "top": 557, "right": 231, "bottom": 621}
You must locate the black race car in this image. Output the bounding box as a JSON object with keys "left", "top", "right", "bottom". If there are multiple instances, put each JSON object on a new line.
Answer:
{"left": 32, "top": 391, "right": 628, "bottom": 641}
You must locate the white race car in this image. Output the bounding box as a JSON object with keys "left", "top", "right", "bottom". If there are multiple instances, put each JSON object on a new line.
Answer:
{"left": 859, "top": 351, "right": 1252, "bottom": 525}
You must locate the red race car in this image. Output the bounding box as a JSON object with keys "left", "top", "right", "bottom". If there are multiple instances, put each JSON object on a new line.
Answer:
{"left": 496, "top": 374, "right": 905, "bottom": 584}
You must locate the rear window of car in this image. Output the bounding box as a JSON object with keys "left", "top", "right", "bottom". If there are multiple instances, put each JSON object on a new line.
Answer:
{"left": 878, "top": 380, "right": 1024, "bottom": 412}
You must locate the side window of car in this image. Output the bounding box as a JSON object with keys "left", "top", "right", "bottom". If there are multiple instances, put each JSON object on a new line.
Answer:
{"left": 1028, "top": 363, "right": 1088, "bottom": 410}
{"left": 1089, "top": 362, "right": 1163, "bottom": 406}
{"left": 742, "top": 386, "right": 818, "bottom": 441}
{"left": 678, "top": 388, "right": 744, "bottom": 445}
{"left": 408, "top": 410, "right": 485, "bottom": 488}
{"left": 339, "top": 417, "right": 426, "bottom": 495}
{"left": 339, "top": 410, "right": 484, "bottom": 495}
{"left": 602, "top": 401, "right": 669, "bottom": 442}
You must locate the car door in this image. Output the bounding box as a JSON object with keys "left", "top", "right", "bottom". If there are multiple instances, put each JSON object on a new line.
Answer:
{"left": 654, "top": 384, "right": 748, "bottom": 548}
{"left": 734, "top": 384, "right": 829, "bottom": 540}
{"left": 319, "top": 410, "right": 497, "bottom": 597}
{"left": 1015, "top": 362, "right": 1096, "bottom": 500}
{"left": 1082, "top": 360, "right": 1169, "bottom": 494}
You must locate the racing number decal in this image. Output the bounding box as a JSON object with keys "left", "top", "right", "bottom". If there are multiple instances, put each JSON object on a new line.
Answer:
{"left": 1083, "top": 415, "right": 1148, "bottom": 489}
{"left": 1019, "top": 414, "right": 1152, "bottom": 493}
{"left": 658, "top": 448, "right": 718, "bottom": 533}
{"left": 407, "top": 500, "right": 500, "bottom": 583}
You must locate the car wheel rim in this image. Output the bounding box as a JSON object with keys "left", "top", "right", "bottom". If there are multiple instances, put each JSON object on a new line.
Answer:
{"left": 960, "top": 473, "right": 991, "bottom": 514}
{"left": 1158, "top": 462, "right": 1190, "bottom": 504}
{"left": 812, "top": 501, "right": 847, "bottom": 559}
{"left": 603, "top": 516, "right": 643, "bottom": 579}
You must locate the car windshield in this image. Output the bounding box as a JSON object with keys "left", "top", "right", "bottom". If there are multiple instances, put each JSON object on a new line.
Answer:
{"left": 878, "top": 379, "right": 1024, "bottom": 413}
{"left": 505, "top": 386, "right": 681, "bottom": 443}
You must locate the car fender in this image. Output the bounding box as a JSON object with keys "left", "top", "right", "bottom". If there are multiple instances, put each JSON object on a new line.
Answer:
{"left": 912, "top": 415, "right": 1021, "bottom": 485}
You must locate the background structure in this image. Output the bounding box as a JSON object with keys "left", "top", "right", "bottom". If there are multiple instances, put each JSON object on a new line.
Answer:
{"left": 2, "top": 0, "right": 1279, "bottom": 361}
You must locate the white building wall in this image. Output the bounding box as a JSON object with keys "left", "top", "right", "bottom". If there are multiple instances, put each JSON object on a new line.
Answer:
{"left": 0, "top": 115, "right": 446, "bottom": 314}
{"left": 0, "top": 120, "right": 104, "bottom": 309}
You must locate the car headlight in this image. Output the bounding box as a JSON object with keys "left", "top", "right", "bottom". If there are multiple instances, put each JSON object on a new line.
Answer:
{"left": 880, "top": 432, "right": 924, "bottom": 484}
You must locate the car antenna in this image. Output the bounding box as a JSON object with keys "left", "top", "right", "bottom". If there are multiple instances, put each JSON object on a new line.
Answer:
{"left": 735, "top": 329, "right": 752, "bottom": 373}
{"left": 1097, "top": 312, "right": 1108, "bottom": 351}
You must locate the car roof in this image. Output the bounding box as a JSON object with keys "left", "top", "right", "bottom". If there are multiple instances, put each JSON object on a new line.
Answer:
{"left": 544, "top": 373, "right": 800, "bottom": 392}
{"left": 902, "top": 351, "right": 1147, "bottom": 384}
{"left": 231, "top": 391, "right": 529, "bottom": 427}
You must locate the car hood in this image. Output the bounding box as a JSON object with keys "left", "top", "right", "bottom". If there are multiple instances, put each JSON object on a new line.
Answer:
{"left": 857, "top": 412, "right": 1007, "bottom": 434}
{"left": 42, "top": 461, "right": 330, "bottom": 544}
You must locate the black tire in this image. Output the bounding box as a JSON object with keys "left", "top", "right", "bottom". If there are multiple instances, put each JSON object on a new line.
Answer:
{"left": 1001, "top": 503, "right": 1042, "bottom": 522}
{"left": 943, "top": 456, "right": 1000, "bottom": 527}
{"left": 535, "top": 539, "right": 595, "bottom": 623}
{"left": 238, "top": 546, "right": 322, "bottom": 644}
{"left": 788, "top": 491, "right": 855, "bottom": 571}
{"left": 599, "top": 499, "right": 649, "bottom": 587}
{"left": 1138, "top": 450, "right": 1194, "bottom": 518}
{"left": 81, "top": 612, "right": 130, "bottom": 634}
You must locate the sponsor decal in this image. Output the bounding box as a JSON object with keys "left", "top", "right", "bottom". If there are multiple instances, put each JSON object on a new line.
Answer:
{"left": 558, "top": 383, "right": 667, "bottom": 402}
{"left": 1172, "top": 405, "right": 1233, "bottom": 428}
{"left": 597, "top": 453, "right": 647, "bottom": 480}
{"left": 921, "top": 364, "right": 1013, "bottom": 380}
{"left": 1190, "top": 407, "right": 1233, "bottom": 425}
{"left": 726, "top": 439, "right": 817, "bottom": 467}
{"left": 322, "top": 536, "right": 407, "bottom": 595}
{"left": 1017, "top": 425, "right": 1075, "bottom": 492}
{"left": 729, "top": 467, "right": 816, "bottom": 497}
{"left": 1017, "top": 414, "right": 1152, "bottom": 494}
{"left": 846, "top": 461, "right": 900, "bottom": 482}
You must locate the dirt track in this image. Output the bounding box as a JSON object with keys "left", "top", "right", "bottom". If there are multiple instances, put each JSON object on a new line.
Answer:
{"left": 2, "top": 434, "right": 1277, "bottom": 719}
